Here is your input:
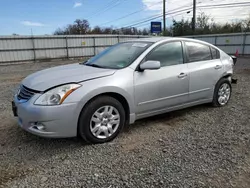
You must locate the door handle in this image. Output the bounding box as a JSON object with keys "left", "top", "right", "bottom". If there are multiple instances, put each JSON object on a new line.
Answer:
{"left": 215, "top": 65, "right": 222, "bottom": 69}
{"left": 178, "top": 73, "right": 187, "bottom": 78}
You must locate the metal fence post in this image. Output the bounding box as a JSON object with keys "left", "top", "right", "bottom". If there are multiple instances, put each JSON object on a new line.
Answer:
{"left": 31, "top": 36, "right": 36, "bottom": 62}
{"left": 242, "top": 33, "right": 247, "bottom": 56}
{"left": 117, "top": 35, "right": 120, "bottom": 43}
{"left": 93, "top": 37, "right": 96, "bottom": 56}
{"left": 65, "top": 36, "right": 69, "bottom": 59}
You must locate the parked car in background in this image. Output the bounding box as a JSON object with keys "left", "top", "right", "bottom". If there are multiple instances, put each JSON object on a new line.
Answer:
{"left": 12, "top": 37, "right": 235, "bottom": 143}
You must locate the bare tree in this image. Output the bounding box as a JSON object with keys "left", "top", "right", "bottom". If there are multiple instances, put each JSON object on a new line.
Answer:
{"left": 54, "top": 28, "right": 64, "bottom": 35}
{"left": 197, "top": 12, "right": 210, "bottom": 29}
{"left": 243, "top": 14, "right": 250, "bottom": 32}
{"left": 91, "top": 26, "right": 102, "bottom": 34}
{"left": 74, "top": 19, "right": 90, "bottom": 34}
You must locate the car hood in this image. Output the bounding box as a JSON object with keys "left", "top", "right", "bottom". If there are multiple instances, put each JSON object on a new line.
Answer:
{"left": 22, "top": 63, "right": 116, "bottom": 91}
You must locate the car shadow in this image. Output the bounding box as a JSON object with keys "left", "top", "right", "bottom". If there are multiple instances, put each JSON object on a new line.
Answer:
{"left": 2, "top": 103, "right": 212, "bottom": 161}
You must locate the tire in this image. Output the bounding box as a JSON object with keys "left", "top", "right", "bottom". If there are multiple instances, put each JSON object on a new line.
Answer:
{"left": 78, "top": 96, "right": 125, "bottom": 144}
{"left": 212, "top": 78, "right": 232, "bottom": 107}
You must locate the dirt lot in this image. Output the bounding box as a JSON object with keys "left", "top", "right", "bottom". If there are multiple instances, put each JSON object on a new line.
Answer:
{"left": 0, "top": 58, "right": 250, "bottom": 188}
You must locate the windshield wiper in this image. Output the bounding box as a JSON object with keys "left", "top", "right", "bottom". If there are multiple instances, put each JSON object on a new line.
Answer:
{"left": 84, "top": 64, "right": 105, "bottom": 68}
{"left": 79, "top": 60, "right": 88, "bottom": 65}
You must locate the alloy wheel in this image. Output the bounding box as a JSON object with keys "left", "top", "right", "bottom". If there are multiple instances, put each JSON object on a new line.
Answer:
{"left": 217, "top": 83, "right": 231, "bottom": 105}
{"left": 90, "top": 105, "right": 120, "bottom": 139}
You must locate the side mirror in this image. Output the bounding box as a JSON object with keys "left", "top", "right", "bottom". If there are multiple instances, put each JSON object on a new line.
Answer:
{"left": 140, "top": 60, "right": 161, "bottom": 71}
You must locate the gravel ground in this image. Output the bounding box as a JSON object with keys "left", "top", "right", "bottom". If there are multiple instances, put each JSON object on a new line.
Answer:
{"left": 0, "top": 58, "right": 250, "bottom": 188}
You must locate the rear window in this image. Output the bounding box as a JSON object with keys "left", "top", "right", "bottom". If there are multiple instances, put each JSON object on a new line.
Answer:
{"left": 185, "top": 42, "right": 212, "bottom": 62}
{"left": 211, "top": 47, "right": 220, "bottom": 59}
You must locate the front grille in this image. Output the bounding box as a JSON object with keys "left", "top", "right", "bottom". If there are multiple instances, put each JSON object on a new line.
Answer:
{"left": 17, "top": 85, "right": 38, "bottom": 101}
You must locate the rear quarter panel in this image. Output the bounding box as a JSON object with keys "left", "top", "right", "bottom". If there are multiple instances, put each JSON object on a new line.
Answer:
{"left": 220, "top": 50, "right": 234, "bottom": 77}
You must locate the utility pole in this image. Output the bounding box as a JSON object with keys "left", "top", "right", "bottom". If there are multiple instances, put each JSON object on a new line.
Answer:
{"left": 163, "top": 0, "right": 166, "bottom": 36}
{"left": 192, "top": 0, "right": 196, "bottom": 34}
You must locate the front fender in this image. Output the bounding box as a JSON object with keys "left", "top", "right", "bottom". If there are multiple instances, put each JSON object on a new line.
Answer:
{"left": 79, "top": 86, "right": 135, "bottom": 113}
{"left": 64, "top": 71, "right": 135, "bottom": 122}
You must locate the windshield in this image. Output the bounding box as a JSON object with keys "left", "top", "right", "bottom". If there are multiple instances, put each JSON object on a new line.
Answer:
{"left": 84, "top": 42, "right": 152, "bottom": 69}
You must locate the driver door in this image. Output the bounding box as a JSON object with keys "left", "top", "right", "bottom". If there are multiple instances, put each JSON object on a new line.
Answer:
{"left": 134, "top": 41, "right": 189, "bottom": 117}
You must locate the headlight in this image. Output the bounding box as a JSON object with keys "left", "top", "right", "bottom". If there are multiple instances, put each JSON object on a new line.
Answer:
{"left": 34, "top": 84, "right": 81, "bottom": 105}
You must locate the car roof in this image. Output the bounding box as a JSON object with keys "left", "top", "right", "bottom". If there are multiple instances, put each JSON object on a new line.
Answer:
{"left": 130, "top": 37, "right": 170, "bottom": 43}
{"left": 130, "top": 37, "right": 217, "bottom": 49}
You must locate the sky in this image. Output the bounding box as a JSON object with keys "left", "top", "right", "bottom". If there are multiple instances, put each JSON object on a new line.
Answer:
{"left": 0, "top": 0, "right": 249, "bottom": 35}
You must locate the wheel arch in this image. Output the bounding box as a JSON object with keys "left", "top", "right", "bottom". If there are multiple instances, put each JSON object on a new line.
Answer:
{"left": 221, "top": 73, "right": 232, "bottom": 79}
{"left": 87, "top": 92, "right": 130, "bottom": 124}
{"left": 77, "top": 90, "right": 133, "bottom": 131}
{"left": 217, "top": 73, "right": 233, "bottom": 85}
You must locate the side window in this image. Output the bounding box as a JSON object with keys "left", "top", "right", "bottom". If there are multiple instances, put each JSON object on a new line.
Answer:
{"left": 211, "top": 47, "right": 220, "bottom": 59}
{"left": 146, "top": 41, "right": 183, "bottom": 67}
{"left": 216, "top": 50, "right": 220, "bottom": 59}
{"left": 185, "top": 42, "right": 212, "bottom": 62}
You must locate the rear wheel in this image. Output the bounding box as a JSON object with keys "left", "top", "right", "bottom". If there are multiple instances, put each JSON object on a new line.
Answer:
{"left": 212, "top": 78, "right": 232, "bottom": 107}
{"left": 78, "top": 96, "right": 125, "bottom": 144}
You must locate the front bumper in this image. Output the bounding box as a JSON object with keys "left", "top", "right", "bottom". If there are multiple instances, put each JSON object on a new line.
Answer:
{"left": 13, "top": 94, "right": 79, "bottom": 138}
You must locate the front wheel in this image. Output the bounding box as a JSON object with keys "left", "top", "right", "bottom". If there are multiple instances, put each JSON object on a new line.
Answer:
{"left": 78, "top": 96, "right": 125, "bottom": 144}
{"left": 212, "top": 78, "right": 232, "bottom": 107}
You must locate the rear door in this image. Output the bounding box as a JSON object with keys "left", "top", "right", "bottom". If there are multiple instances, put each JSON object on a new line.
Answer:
{"left": 184, "top": 41, "right": 224, "bottom": 102}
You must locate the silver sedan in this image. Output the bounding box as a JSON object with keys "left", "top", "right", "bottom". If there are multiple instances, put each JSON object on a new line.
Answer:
{"left": 13, "top": 37, "right": 235, "bottom": 143}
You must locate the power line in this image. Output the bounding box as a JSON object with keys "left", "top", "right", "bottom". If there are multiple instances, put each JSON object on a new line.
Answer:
{"left": 116, "top": 0, "right": 226, "bottom": 32}
{"left": 121, "top": 1, "right": 250, "bottom": 29}
{"left": 135, "top": 11, "right": 193, "bottom": 28}
{"left": 90, "top": 0, "right": 118, "bottom": 14}
{"left": 137, "top": 21, "right": 160, "bottom": 28}
{"left": 101, "top": 0, "right": 215, "bottom": 27}
{"left": 100, "top": 0, "right": 212, "bottom": 27}
{"left": 123, "top": 14, "right": 162, "bottom": 27}
{"left": 119, "top": 11, "right": 249, "bottom": 32}
{"left": 198, "top": 2, "right": 250, "bottom": 9}
{"left": 185, "top": 14, "right": 249, "bottom": 19}
{"left": 87, "top": 0, "right": 125, "bottom": 19}
{"left": 99, "top": 0, "right": 163, "bottom": 26}
{"left": 88, "top": 0, "right": 120, "bottom": 18}
{"left": 136, "top": 11, "right": 194, "bottom": 28}
{"left": 119, "top": 2, "right": 194, "bottom": 28}
{"left": 116, "top": 9, "right": 193, "bottom": 34}
{"left": 116, "top": 0, "right": 216, "bottom": 28}
{"left": 124, "top": 7, "right": 193, "bottom": 28}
